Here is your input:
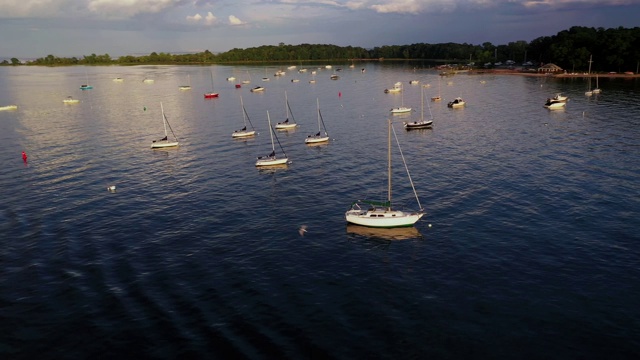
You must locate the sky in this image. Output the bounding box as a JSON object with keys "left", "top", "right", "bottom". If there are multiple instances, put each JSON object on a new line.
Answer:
{"left": 1, "top": 0, "right": 639, "bottom": 59}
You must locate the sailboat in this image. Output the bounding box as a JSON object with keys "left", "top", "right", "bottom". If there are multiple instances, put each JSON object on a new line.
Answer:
{"left": 585, "top": 55, "right": 594, "bottom": 96}
{"left": 80, "top": 71, "right": 93, "bottom": 90}
{"left": 232, "top": 96, "right": 256, "bottom": 138}
{"left": 204, "top": 71, "right": 219, "bottom": 99}
{"left": 390, "top": 83, "right": 411, "bottom": 114}
{"left": 63, "top": 96, "right": 80, "bottom": 104}
{"left": 431, "top": 77, "right": 442, "bottom": 101}
{"left": 179, "top": 74, "right": 191, "bottom": 90}
{"left": 404, "top": 85, "right": 433, "bottom": 130}
{"left": 275, "top": 91, "right": 298, "bottom": 130}
{"left": 242, "top": 71, "right": 251, "bottom": 84}
{"left": 151, "top": 102, "right": 179, "bottom": 148}
{"left": 255, "top": 111, "right": 289, "bottom": 167}
{"left": 592, "top": 74, "right": 601, "bottom": 94}
{"left": 305, "top": 99, "right": 330, "bottom": 144}
{"left": 345, "top": 119, "right": 425, "bottom": 228}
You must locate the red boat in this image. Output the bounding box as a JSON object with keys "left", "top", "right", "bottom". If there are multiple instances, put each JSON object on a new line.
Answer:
{"left": 235, "top": 84, "right": 242, "bottom": 89}
{"left": 204, "top": 71, "right": 219, "bottom": 99}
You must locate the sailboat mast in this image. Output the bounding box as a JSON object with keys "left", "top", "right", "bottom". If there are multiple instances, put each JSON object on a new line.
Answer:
{"left": 240, "top": 96, "right": 247, "bottom": 126}
{"left": 317, "top": 98, "right": 321, "bottom": 131}
{"left": 160, "top": 102, "right": 168, "bottom": 137}
{"left": 267, "top": 111, "right": 275, "bottom": 152}
{"left": 420, "top": 85, "right": 424, "bottom": 121}
{"left": 388, "top": 118, "right": 392, "bottom": 210}
{"left": 285, "top": 91, "right": 289, "bottom": 119}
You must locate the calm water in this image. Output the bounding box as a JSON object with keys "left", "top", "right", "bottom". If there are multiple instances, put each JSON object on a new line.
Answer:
{"left": 1, "top": 64, "right": 640, "bottom": 359}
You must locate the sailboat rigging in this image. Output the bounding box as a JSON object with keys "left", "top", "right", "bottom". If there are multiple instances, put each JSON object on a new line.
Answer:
{"left": 276, "top": 91, "right": 298, "bottom": 130}
{"left": 431, "top": 76, "right": 442, "bottom": 101}
{"left": 390, "top": 83, "right": 411, "bottom": 114}
{"left": 232, "top": 96, "right": 256, "bottom": 138}
{"left": 305, "top": 98, "right": 330, "bottom": 144}
{"left": 404, "top": 85, "right": 434, "bottom": 130}
{"left": 151, "top": 102, "right": 179, "bottom": 148}
{"left": 345, "top": 118, "right": 424, "bottom": 228}
{"left": 585, "top": 55, "right": 594, "bottom": 96}
{"left": 179, "top": 74, "right": 192, "bottom": 90}
{"left": 204, "top": 71, "right": 219, "bottom": 98}
{"left": 256, "top": 111, "right": 289, "bottom": 167}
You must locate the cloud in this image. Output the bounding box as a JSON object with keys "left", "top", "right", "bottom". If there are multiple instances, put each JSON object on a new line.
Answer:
{"left": 87, "top": 0, "right": 179, "bottom": 18}
{"left": 369, "top": 0, "right": 424, "bottom": 14}
{"left": 228, "top": 15, "right": 246, "bottom": 25}
{"left": 187, "top": 11, "right": 218, "bottom": 25}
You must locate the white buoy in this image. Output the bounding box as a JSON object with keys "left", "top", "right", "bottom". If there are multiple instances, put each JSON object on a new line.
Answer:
{"left": 428, "top": 224, "right": 432, "bottom": 228}
{"left": 107, "top": 185, "right": 116, "bottom": 192}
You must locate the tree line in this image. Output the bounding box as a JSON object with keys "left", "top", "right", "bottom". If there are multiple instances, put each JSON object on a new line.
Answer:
{"left": 3, "top": 26, "right": 639, "bottom": 73}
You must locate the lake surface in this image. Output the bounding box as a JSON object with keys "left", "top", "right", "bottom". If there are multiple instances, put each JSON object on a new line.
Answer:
{"left": 1, "top": 64, "right": 639, "bottom": 359}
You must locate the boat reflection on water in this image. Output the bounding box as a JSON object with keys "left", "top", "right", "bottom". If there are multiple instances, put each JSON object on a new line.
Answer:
{"left": 346, "top": 224, "right": 422, "bottom": 241}
{"left": 257, "top": 163, "right": 289, "bottom": 174}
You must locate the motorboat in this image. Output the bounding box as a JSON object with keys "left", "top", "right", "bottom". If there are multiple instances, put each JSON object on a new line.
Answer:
{"left": 447, "top": 97, "right": 465, "bottom": 108}
{"left": 543, "top": 98, "right": 566, "bottom": 110}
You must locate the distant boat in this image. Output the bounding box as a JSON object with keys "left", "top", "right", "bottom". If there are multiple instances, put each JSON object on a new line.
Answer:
{"left": 63, "top": 96, "right": 80, "bottom": 104}
{"left": 384, "top": 82, "right": 402, "bottom": 93}
{"left": 330, "top": 74, "right": 339, "bottom": 80}
{"left": 390, "top": 83, "right": 411, "bottom": 114}
{"left": 232, "top": 96, "right": 256, "bottom": 138}
{"left": 552, "top": 93, "right": 568, "bottom": 102}
{"left": 179, "top": 74, "right": 191, "bottom": 90}
{"left": 431, "top": 77, "right": 442, "bottom": 101}
{"left": 113, "top": 77, "right": 124, "bottom": 82}
{"left": 345, "top": 118, "right": 424, "bottom": 228}
{"left": 305, "top": 99, "right": 330, "bottom": 144}
{"left": 151, "top": 102, "right": 179, "bottom": 149}
{"left": 143, "top": 78, "right": 154, "bottom": 83}
{"left": 0, "top": 104, "right": 18, "bottom": 111}
{"left": 447, "top": 97, "right": 465, "bottom": 108}
{"left": 409, "top": 80, "right": 419, "bottom": 85}
{"left": 250, "top": 86, "right": 265, "bottom": 92}
{"left": 256, "top": 111, "right": 289, "bottom": 167}
{"left": 242, "top": 71, "right": 251, "bottom": 84}
{"left": 592, "top": 74, "right": 601, "bottom": 94}
{"left": 585, "top": 55, "right": 594, "bottom": 96}
{"left": 80, "top": 71, "right": 93, "bottom": 90}
{"left": 543, "top": 98, "right": 566, "bottom": 110}
{"left": 227, "top": 76, "right": 236, "bottom": 81}
{"left": 275, "top": 91, "right": 298, "bottom": 130}
{"left": 204, "top": 71, "right": 219, "bottom": 99}
{"left": 404, "top": 85, "right": 433, "bottom": 130}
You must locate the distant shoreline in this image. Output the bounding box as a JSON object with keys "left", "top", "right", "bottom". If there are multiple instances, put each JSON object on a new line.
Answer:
{"left": 466, "top": 69, "right": 639, "bottom": 78}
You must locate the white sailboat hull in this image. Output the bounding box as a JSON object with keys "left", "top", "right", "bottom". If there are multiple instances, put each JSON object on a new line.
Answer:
{"left": 345, "top": 209, "right": 424, "bottom": 228}
{"left": 255, "top": 157, "right": 288, "bottom": 167}
{"left": 151, "top": 140, "right": 179, "bottom": 148}
{"left": 305, "top": 135, "right": 329, "bottom": 144}
{"left": 232, "top": 130, "right": 256, "bottom": 138}
{"left": 391, "top": 107, "right": 412, "bottom": 114}
{"left": 276, "top": 123, "right": 297, "bottom": 129}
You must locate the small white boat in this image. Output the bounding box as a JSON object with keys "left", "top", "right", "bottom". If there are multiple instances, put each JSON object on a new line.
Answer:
{"left": 274, "top": 70, "right": 286, "bottom": 76}
{"left": 305, "top": 99, "right": 330, "bottom": 144}
{"left": 250, "top": 86, "right": 265, "bottom": 92}
{"left": 113, "top": 77, "right": 124, "bottom": 82}
{"left": 330, "top": 74, "right": 339, "bottom": 80}
{"left": 226, "top": 76, "right": 236, "bottom": 81}
{"left": 256, "top": 111, "right": 289, "bottom": 167}
{"left": 447, "top": 97, "right": 465, "bottom": 108}
{"left": 409, "top": 80, "right": 419, "bottom": 85}
{"left": 179, "top": 74, "right": 191, "bottom": 90}
{"left": 232, "top": 96, "right": 257, "bottom": 138}
{"left": 143, "top": 78, "right": 154, "bottom": 83}
{"left": 552, "top": 93, "right": 569, "bottom": 102}
{"left": 291, "top": 79, "right": 300, "bottom": 83}
{"left": 404, "top": 85, "right": 433, "bottom": 130}
{"left": 0, "top": 104, "right": 18, "bottom": 111}
{"left": 390, "top": 83, "right": 411, "bottom": 114}
{"left": 151, "top": 102, "right": 179, "bottom": 148}
{"left": 384, "top": 82, "right": 402, "bottom": 93}
{"left": 275, "top": 91, "right": 298, "bottom": 130}
{"left": 63, "top": 96, "right": 80, "bottom": 104}
{"left": 345, "top": 119, "right": 424, "bottom": 228}
{"left": 543, "top": 99, "right": 566, "bottom": 110}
